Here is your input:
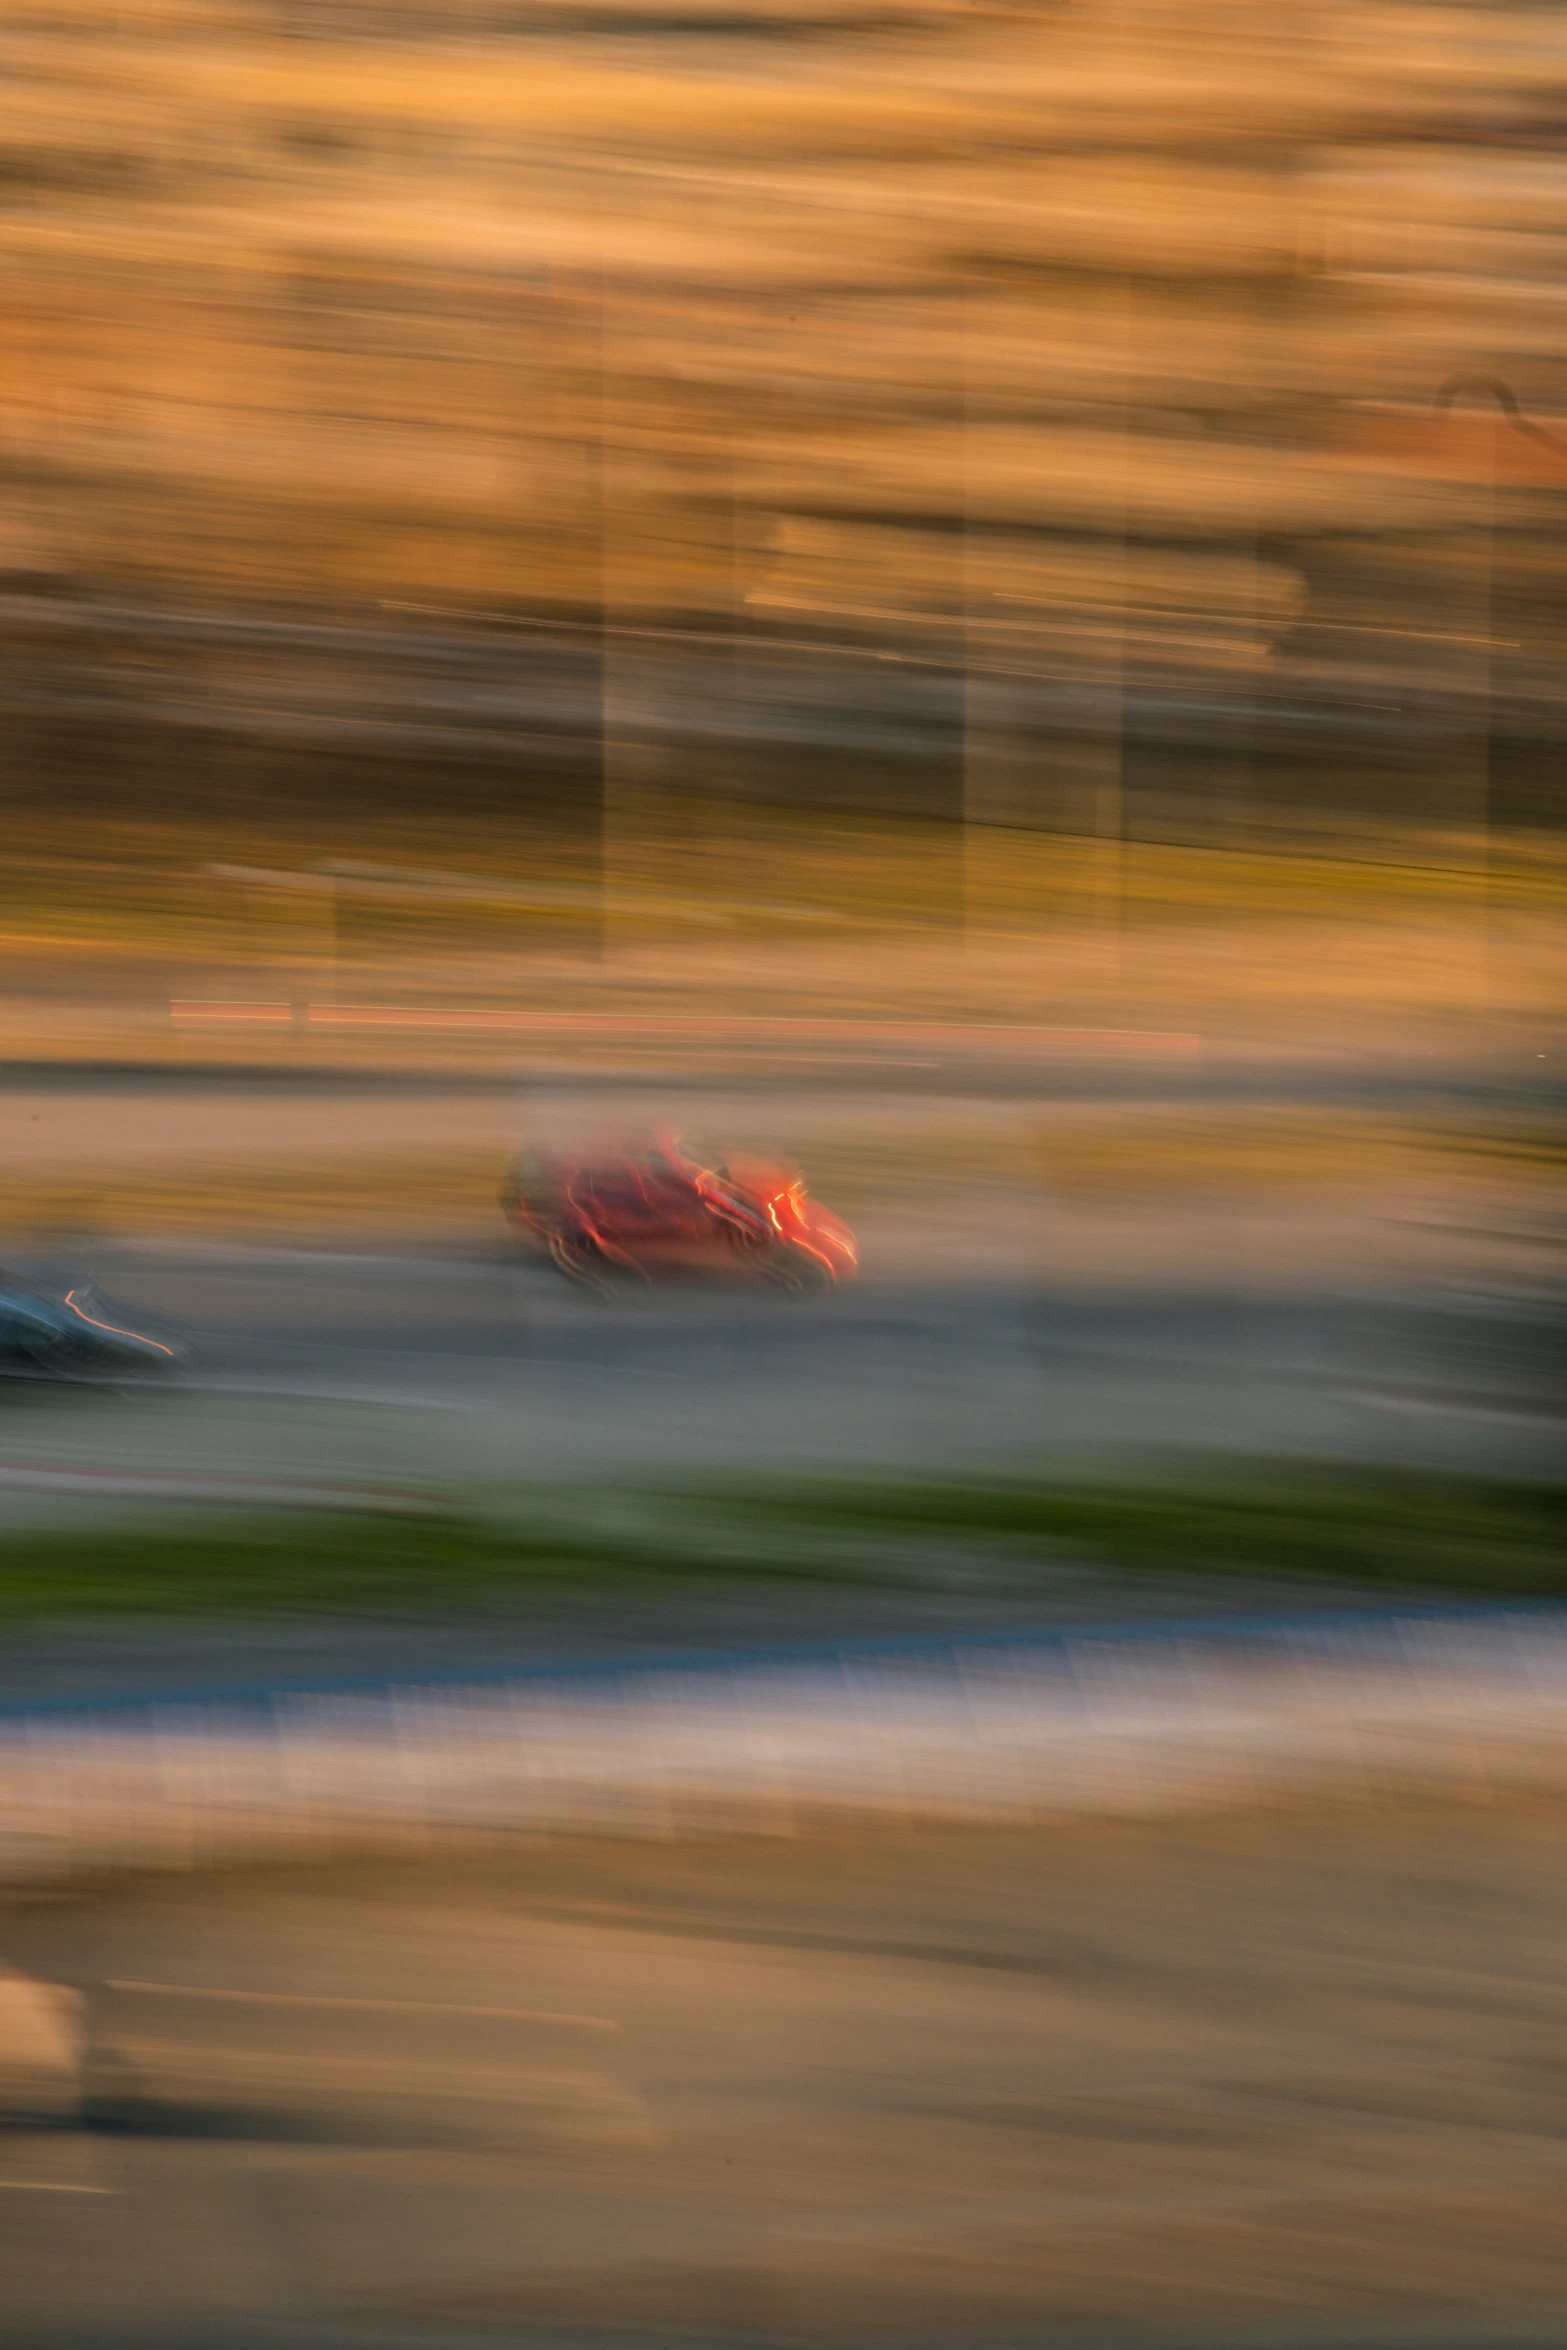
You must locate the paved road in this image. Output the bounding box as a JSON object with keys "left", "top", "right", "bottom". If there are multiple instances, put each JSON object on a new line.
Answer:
{"left": 3, "top": 1244, "right": 1551, "bottom": 1506}
{"left": 3, "top": 1797, "right": 1567, "bottom": 2348}
{"left": 41, "top": 1230, "right": 1564, "bottom": 1463}
{"left": 0, "top": 1064, "right": 1556, "bottom": 1481}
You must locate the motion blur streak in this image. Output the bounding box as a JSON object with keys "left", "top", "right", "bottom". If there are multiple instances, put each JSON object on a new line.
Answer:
{"left": 1, "top": 0, "right": 1564, "bottom": 2345}
{"left": 63, "top": 1291, "right": 176, "bottom": 1357}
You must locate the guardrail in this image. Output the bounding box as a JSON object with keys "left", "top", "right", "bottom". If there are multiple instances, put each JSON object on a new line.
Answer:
{"left": 4, "top": 1602, "right": 1566, "bottom": 1884}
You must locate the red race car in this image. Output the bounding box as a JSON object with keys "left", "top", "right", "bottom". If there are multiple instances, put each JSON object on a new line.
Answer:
{"left": 501, "top": 1130, "right": 857, "bottom": 1296}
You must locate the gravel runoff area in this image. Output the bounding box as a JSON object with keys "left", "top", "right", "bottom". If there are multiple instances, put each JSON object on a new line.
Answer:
{"left": 4, "top": 1789, "right": 1567, "bottom": 2347}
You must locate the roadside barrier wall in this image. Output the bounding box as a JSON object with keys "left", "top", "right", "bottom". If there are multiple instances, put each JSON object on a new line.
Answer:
{"left": 4, "top": 1603, "right": 1566, "bottom": 1883}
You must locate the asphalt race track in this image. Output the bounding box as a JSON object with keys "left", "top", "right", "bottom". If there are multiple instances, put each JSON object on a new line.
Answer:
{"left": 3, "top": 1244, "right": 1537, "bottom": 1484}
{"left": 53, "top": 1166, "right": 1567, "bottom": 1447}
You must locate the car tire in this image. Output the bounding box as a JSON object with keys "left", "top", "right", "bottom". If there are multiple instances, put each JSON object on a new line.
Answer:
{"left": 760, "top": 1243, "right": 835, "bottom": 1297}
{"left": 548, "top": 1235, "right": 619, "bottom": 1299}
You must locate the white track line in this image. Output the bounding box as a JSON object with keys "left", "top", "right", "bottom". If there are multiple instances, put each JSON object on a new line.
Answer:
{"left": 1347, "top": 1386, "right": 1566, "bottom": 1431}
{"left": 0, "top": 2182, "right": 117, "bottom": 2196}
{"left": 0, "top": 1462, "right": 452, "bottom": 1509}
{"left": 177, "top": 1377, "right": 473, "bottom": 1410}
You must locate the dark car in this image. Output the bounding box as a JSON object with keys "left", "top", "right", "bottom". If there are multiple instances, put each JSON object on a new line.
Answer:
{"left": 0, "top": 1269, "right": 186, "bottom": 1378}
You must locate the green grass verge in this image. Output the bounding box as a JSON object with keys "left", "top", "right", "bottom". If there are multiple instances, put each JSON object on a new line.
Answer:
{"left": 0, "top": 1470, "right": 1563, "bottom": 1620}
{"left": 0, "top": 1513, "right": 680, "bottom": 1621}
{"left": 693, "top": 1473, "right": 1567, "bottom": 1598}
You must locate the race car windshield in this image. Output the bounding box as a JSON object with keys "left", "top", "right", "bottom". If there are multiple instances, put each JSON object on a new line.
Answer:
{"left": 673, "top": 1137, "right": 730, "bottom": 1178}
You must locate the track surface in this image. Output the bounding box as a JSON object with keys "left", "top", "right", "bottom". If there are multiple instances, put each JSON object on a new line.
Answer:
{"left": 36, "top": 1236, "right": 1557, "bottom": 1474}
{"left": 2, "top": 1064, "right": 1558, "bottom": 1481}
{"left": 4, "top": 1801, "right": 1567, "bottom": 2349}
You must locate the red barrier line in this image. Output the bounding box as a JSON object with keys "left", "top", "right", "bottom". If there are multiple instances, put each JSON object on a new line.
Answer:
{"left": 171, "top": 1002, "right": 291, "bottom": 1024}
{"left": 309, "top": 1008, "right": 536, "bottom": 1030}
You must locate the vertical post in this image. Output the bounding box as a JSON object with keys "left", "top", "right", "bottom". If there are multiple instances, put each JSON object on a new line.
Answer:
{"left": 957, "top": 277, "right": 1000, "bottom": 944}
{"left": 589, "top": 245, "right": 608, "bottom": 966}
{"left": 1098, "top": 280, "right": 1129, "bottom": 988}
{"left": 1478, "top": 413, "right": 1496, "bottom": 997}
{"left": 959, "top": 273, "right": 973, "bottom": 941}
{"left": 1429, "top": 375, "right": 1554, "bottom": 998}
